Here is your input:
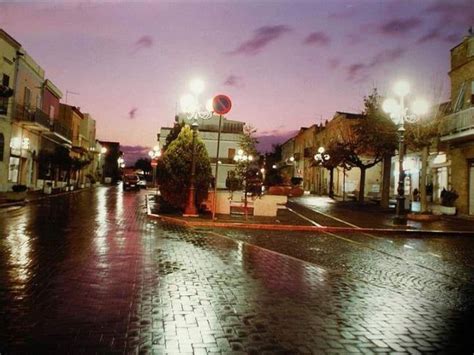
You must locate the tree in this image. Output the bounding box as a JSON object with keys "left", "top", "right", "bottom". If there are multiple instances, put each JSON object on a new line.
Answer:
{"left": 330, "top": 89, "right": 398, "bottom": 203}
{"left": 163, "top": 119, "right": 185, "bottom": 152}
{"left": 405, "top": 105, "right": 443, "bottom": 212}
{"left": 233, "top": 125, "right": 260, "bottom": 188}
{"left": 263, "top": 144, "right": 284, "bottom": 186}
{"left": 157, "top": 125, "right": 212, "bottom": 211}
{"left": 134, "top": 158, "right": 152, "bottom": 174}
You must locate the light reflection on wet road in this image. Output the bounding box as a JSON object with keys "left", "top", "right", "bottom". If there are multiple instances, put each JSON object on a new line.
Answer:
{"left": 0, "top": 186, "right": 473, "bottom": 353}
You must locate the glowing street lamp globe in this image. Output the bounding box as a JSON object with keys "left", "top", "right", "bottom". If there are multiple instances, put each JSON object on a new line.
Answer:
{"left": 412, "top": 98, "right": 429, "bottom": 116}
{"left": 189, "top": 78, "right": 205, "bottom": 95}
{"left": 394, "top": 80, "right": 410, "bottom": 97}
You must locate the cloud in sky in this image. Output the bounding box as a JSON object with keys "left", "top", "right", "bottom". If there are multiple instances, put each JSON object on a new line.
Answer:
{"left": 303, "top": 31, "right": 330, "bottom": 46}
{"left": 223, "top": 75, "right": 243, "bottom": 87}
{"left": 328, "top": 58, "right": 340, "bottom": 69}
{"left": 134, "top": 35, "right": 153, "bottom": 51}
{"left": 256, "top": 129, "right": 299, "bottom": 153}
{"left": 128, "top": 107, "right": 138, "bottom": 119}
{"left": 416, "top": 29, "right": 461, "bottom": 44}
{"left": 427, "top": 0, "right": 474, "bottom": 27}
{"left": 121, "top": 145, "right": 151, "bottom": 165}
{"left": 347, "top": 47, "right": 407, "bottom": 81}
{"left": 378, "top": 17, "right": 422, "bottom": 35}
{"left": 228, "top": 25, "right": 292, "bottom": 56}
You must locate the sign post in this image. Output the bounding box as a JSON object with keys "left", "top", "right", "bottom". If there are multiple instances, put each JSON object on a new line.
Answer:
{"left": 212, "top": 95, "right": 232, "bottom": 220}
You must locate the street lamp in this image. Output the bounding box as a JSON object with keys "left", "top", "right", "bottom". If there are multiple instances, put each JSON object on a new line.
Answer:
{"left": 383, "top": 80, "right": 428, "bottom": 225}
{"left": 148, "top": 145, "right": 161, "bottom": 189}
{"left": 181, "top": 79, "right": 213, "bottom": 217}
{"left": 234, "top": 149, "right": 254, "bottom": 219}
{"left": 314, "top": 146, "right": 332, "bottom": 197}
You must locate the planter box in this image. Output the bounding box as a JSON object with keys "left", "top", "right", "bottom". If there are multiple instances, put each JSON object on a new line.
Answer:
{"left": 432, "top": 204, "right": 457, "bottom": 216}
{"left": 5, "top": 191, "right": 27, "bottom": 202}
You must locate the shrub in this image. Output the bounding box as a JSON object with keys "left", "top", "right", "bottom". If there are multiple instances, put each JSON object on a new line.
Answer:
{"left": 12, "top": 184, "right": 27, "bottom": 192}
{"left": 157, "top": 125, "right": 212, "bottom": 211}
{"left": 440, "top": 188, "right": 458, "bottom": 207}
{"left": 291, "top": 177, "right": 303, "bottom": 186}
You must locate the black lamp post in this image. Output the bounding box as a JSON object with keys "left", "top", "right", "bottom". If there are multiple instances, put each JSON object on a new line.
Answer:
{"left": 184, "top": 122, "right": 199, "bottom": 216}
{"left": 383, "top": 81, "right": 428, "bottom": 225}
{"left": 314, "top": 146, "right": 331, "bottom": 196}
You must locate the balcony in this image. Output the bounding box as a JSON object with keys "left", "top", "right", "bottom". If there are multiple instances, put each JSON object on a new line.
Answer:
{"left": 15, "top": 105, "right": 51, "bottom": 131}
{"left": 440, "top": 107, "right": 474, "bottom": 143}
{"left": 42, "top": 121, "right": 72, "bottom": 147}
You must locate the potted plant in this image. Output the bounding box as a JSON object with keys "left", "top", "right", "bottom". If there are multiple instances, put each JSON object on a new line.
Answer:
{"left": 6, "top": 184, "right": 28, "bottom": 202}
{"left": 439, "top": 188, "right": 458, "bottom": 215}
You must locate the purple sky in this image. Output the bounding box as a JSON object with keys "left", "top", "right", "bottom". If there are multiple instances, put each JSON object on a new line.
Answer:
{"left": 1, "top": 0, "right": 472, "bottom": 163}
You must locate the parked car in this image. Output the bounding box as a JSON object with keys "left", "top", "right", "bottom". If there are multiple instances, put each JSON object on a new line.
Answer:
{"left": 123, "top": 174, "right": 140, "bottom": 191}
{"left": 137, "top": 179, "right": 147, "bottom": 189}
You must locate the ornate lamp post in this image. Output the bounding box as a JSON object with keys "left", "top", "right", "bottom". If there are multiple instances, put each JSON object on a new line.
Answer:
{"left": 383, "top": 81, "right": 428, "bottom": 225}
{"left": 234, "top": 149, "right": 254, "bottom": 219}
{"left": 181, "top": 79, "right": 213, "bottom": 217}
{"left": 148, "top": 145, "right": 161, "bottom": 189}
{"left": 314, "top": 146, "right": 331, "bottom": 197}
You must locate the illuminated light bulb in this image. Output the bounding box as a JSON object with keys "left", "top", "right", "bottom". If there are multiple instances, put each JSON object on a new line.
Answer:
{"left": 189, "top": 79, "right": 205, "bottom": 95}
{"left": 205, "top": 98, "right": 214, "bottom": 112}
{"left": 180, "top": 94, "right": 198, "bottom": 113}
{"left": 394, "top": 80, "right": 410, "bottom": 97}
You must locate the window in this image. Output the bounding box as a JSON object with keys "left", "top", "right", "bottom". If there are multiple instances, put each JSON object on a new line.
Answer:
{"left": 228, "top": 148, "right": 235, "bottom": 160}
{"left": 49, "top": 105, "right": 55, "bottom": 120}
{"left": 0, "top": 74, "right": 10, "bottom": 115}
{"left": 24, "top": 87, "right": 31, "bottom": 108}
{"left": 453, "top": 81, "right": 465, "bottom": 112}
{"left": 471, "top": 81, "right": 474, "bottom": 105}
{"left": 2, "top": 74, "right": 9, "bottom": 86}
{"left": 8, "top": 156, "right": 20, "bottom": 183}
{"left": 0, "top": 133, "right": 4, "bottom": 161}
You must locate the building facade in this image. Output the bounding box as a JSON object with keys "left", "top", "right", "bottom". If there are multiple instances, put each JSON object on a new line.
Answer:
{"left": 439, "top": 31, "right": 474, "bottom": 214}
{"left": 0, "top": 29, "right": 21, "bottom": 191}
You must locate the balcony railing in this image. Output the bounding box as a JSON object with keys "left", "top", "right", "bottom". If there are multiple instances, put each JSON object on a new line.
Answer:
{"left": 441, "top": 107, "right": 474, "bottom": 139}
{"left": 52, "top": 121, "right": 72, "bottom": 140}
{"left": 16, "top": 105, "right": 51, "bottom": 129}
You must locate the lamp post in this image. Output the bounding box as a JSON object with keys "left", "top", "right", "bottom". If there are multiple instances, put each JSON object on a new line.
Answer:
{"left": 234, "top": 149, "right": 253, "bottom": 219}
{"left": 383, "top": 80, "right": 428, "bottom": 225}
{"left": 181, "top": 79, "right": 213, "bottom": 217}
{"left": 148, "top": 145, "right": 161, "bottom": 190}
{"left": 314, "top": 146, "right": 331, "bottom": 197}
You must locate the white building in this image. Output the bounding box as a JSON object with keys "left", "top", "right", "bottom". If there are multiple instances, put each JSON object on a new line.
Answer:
{"left": 159, "top": 114, "right": 245, "bottom": 189}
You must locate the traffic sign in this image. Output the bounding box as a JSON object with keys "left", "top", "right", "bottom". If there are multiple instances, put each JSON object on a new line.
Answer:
{"left": 212, "top": 95, "right": 232, "bottom": 115}
{"left": 151, "top": 160, "right": 158, "bottom": 167}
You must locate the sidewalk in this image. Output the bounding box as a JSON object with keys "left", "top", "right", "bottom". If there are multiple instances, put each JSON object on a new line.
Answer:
{"left": 289, "top": 195, "right": 474, "bottom": 233}
{"left": 146, "top": 194, "right": 474, "bottom": 235}
{"left": 0, "top": 186, "right": 95, "bottom": 208}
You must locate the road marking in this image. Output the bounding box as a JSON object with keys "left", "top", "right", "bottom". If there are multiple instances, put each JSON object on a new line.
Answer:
{"left": 305, "top": 206, "right": 361, "bottom": 229}
{"left": 428, "top": 252, "right": 441, "bottom": 258}
{"left": 404, "top": 244, "right": 414, "bottom": 249}
{"left": 286, "top": 206, "right": 323, "bottom": 227}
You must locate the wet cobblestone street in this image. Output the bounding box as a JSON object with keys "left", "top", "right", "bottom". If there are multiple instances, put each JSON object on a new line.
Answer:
{"left": 1, "top": 187, "right": 473, "bottom": 354}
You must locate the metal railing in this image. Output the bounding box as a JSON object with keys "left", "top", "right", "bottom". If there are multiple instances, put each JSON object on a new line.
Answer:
{"left": 52, "top": 121, "right": 72, "bottom": 140}
{"left": 441, "top": 107, "right": 474, "bottom": 136}
{"left": 15, "top": 105, "right": 51, "bottom": 128}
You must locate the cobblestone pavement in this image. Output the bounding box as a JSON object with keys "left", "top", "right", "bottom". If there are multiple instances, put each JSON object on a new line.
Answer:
{"left": 0, "top": 186, "right": 473, "bottom": 353}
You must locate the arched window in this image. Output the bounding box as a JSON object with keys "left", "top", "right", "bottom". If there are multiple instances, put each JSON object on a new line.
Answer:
{"left": 0, "top": 133, "right": 4, "bottom": 161}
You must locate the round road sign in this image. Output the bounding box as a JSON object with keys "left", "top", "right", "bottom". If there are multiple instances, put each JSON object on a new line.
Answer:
{"left": 212, "top": 94, "right": 232, "bottom": 115}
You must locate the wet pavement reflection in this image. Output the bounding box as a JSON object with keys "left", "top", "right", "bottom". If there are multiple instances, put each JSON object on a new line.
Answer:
{"left": 0, "top": 186, "right": 473, "bottom": 353}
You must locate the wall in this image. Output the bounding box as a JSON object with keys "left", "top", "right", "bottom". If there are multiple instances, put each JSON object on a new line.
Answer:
{"left": 449, "top": 142, "right": 474, "bottom": 214}
{"left": 449, "top": 36, "right": 474, "bottom": 110}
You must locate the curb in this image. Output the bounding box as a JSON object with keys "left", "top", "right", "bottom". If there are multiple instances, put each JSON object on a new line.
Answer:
{"left": 145, "top": 196, "right": 474, "bottom": 236}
